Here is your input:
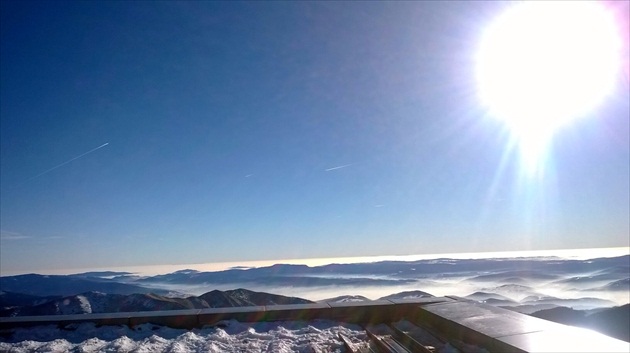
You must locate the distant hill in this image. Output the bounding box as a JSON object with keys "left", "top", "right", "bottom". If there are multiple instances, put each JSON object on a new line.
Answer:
{"left": 590, "top": 278, "right": 630, "bottom": 292}
{"left": 379, "top": 290, "right": 434, "bottom": 300}
{"left": 199, "top": 288, "right": 312, "bottom": 308}
{"left": 1, "top": 289, "right": 313, "bottom": 317}
{"left": 464, "top": 289, "right": 619, "bottom": 314}
{"left": 0, "top": 291, "right": 61, "bottom": 308}
{"left": 3, "top": 255, "right": 626, "bottom": 299}
{"left": 516, "top": 295, "right": 617, "bottom": 311}
{"left": 1, "top": 292, "right": 207, "bottom": 317}
{"left": 0, "top": 274, "right": 171, "bottom": 297}
{"left": 503, "top": 304, "right": 561, "bottom": 315}
{"left": 134, "top": 264, "right": 415, "bottom": 287}
{"left": 530, "top": 306, "right": 586, "bottom": 325}
{"left": 553, "top": 273, "right": 626, "bottom": 286}
{"left": 129, "top": 255, "right": 629, "bottom": 289}
{"left": 531, "top": 304, "right": 629, "bottom": 342}
{"left": 1, "top": 254, "right": 626, "bottom": 319}
{"left": 470, "top": 270, "right": 559, "bottom": 282}
{"left": 68, "top": 271, "right": 133, "bottom": 278}
{"left": 586, "top": 304, "right": 630, "bottom": 342}
{"left": 465, "top": 291, "right": 517, "bottom": 306}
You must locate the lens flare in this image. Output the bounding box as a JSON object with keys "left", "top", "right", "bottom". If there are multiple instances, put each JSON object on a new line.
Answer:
{"left": 476, "top": 1, "right": 622, "bottom": 176}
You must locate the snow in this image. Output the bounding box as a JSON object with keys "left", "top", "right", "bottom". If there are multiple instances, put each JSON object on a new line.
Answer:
{"left": 77, "top": 295, "right": 92, "bottom": 314}
{"left": 318, "top": 295, "right": 370, "bottom": 303}
{"left": 0, "top": 320, "right": 369, "bottom": 353}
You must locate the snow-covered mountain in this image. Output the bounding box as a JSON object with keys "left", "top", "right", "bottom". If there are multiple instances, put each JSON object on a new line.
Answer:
{"left": 1, "top": 289, "right": 314, "bottom": 317}
{"left": 1, "top": 255, "right": 627, "bottom": 317}
{"left": 379, "top": 290, "right": 434, "bottom": 300}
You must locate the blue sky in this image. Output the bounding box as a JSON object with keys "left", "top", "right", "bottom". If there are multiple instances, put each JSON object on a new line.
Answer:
{"left": 1, "top": 1, "right": 628, "bottom": 274}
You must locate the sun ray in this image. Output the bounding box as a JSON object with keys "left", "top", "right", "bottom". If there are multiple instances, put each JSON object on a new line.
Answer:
{"left": 476, "top": 1, "right": 622, "bottom": 176}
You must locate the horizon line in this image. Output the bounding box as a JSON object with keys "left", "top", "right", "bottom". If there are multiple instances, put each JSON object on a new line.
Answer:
{"left": 1, "top": 246, "right": 628, "bottom": 277}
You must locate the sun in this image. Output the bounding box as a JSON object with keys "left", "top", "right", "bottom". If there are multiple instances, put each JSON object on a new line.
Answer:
{"left": 476, "top": 1, "right": 621, "bottom": 175}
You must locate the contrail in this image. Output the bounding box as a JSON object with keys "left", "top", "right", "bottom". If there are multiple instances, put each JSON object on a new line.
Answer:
{"left": 325, "top": 163, "right": 352, "bottom": 172}
{"left": 28, "top": 142, "right": 109, "bottom": 180}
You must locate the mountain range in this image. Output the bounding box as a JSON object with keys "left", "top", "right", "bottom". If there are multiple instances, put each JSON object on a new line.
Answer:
{"left": 0, "top": 288, "right": 312, "bottom": 317}
{"left": 1, "top": 289, "right": 439, "bottom": 317}
{"left": 1, "top": 255, "right": 627, "bottom": 342}
{"left": 2, "top": 256, "right": 627, "bottom": 298}
{"left": 0, "top": 273, "right": 170, "bottom": 297}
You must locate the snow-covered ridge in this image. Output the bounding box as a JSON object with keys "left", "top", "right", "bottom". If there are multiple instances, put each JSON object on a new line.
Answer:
{"left": 1, "top": 288, "right": 313, "bottom": 317}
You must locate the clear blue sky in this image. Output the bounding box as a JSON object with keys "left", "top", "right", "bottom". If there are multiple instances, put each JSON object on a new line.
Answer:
{"left": 1, "top": 1, "right": 628, "bottom": 275}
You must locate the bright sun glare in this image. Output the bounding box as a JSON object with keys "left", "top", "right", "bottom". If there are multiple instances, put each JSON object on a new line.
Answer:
{"left": 476, "top": 1, "right": 621, "bottom": 175}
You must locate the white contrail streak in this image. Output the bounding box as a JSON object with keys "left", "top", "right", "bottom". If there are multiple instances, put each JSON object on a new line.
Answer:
{"left": 28, "top": 142, "right": 109, "bottom": 180}
{"left": 325, "top": 163, "right": 352, "bottom": 172}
